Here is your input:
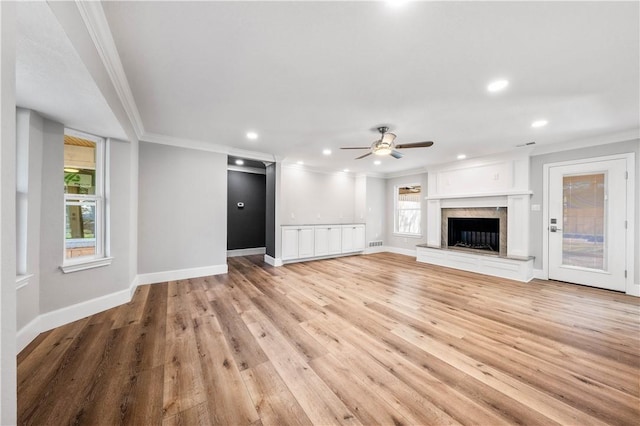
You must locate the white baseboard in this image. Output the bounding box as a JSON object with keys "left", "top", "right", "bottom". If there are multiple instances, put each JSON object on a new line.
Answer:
{"left": 533, "top": 268, "right": 547, "bottom": 280}
{"left": 17, "top": 316, "right": 42, "bottom": 353}
{"left": 137, "top": 263, "right": 228, "bottom": 285}
{"left": 627, "top": 283, "right": 640, "bottom": 297}
{"left": 227, "top": 247, "right": 266, "bottom": 257}
{"left": 38, "top": 287, "right": 131, "bottom": 335}
{"left": 264, "top": 254, "right": 283, "bottom": 267}
{"left": 384, "top": 246, "right": 417, "bottom": 257}
{"left": 364, "top": 245, "right": 388, "bottom": 254}
{"left": 129, "top": 275, "right": 139, "bottom": 298}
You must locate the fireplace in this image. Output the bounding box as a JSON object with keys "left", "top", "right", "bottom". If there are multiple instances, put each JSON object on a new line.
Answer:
{"left": 448, "top": 218, "right": 500, "bottom": 252}
{"left": 441, "top": 207, "right": 507, "bottom": 255}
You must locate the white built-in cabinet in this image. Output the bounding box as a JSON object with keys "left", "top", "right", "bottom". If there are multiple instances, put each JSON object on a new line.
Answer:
{"left": 341, "top": 224, "right": 366, "bottom": 253}
{"left": 314, "top": 226, "right": 342, "bottom": 256}
{"left": 282, "top": 224, "right": 365, "bottom": 262}
{"left": 282, "top": 226, "right": 315, "bottom": 260}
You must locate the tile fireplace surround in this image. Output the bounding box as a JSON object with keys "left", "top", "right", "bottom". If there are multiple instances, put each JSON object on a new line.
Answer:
{"left": 441, "top": 207, "right": 507, "bottom": 255}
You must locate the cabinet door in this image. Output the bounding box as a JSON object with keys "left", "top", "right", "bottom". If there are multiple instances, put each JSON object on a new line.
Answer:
{"left": 298, "top": 228, "right": 315, "bottom": 258}
{"left": 282, "top": 228, "right": 299, "bottom": 260}
{"left": 354, "top": 225, "right": 366, "bottom": 251}
{"left": 341, "top": 226, "right": 354, "bottom": 253}
{"left": 328, "top": 227, "right": 342, "bottom": 255}
{"left": 314, "top": 227, "right": 329, "bottom": 256}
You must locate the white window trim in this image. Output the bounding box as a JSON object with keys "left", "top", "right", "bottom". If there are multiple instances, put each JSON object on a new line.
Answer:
{"left": 61, "top": 129, "right": 112, "bottom": 272}
{"left": 393, "top": 183, "right": 423, "bottom": 237}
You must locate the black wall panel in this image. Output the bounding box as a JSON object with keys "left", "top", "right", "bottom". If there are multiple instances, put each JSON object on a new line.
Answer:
{"left": 227, "top": 170, "right": 266, "bottom": 250}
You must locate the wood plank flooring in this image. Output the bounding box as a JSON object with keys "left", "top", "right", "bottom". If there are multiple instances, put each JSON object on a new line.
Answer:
{"left": 18, "top": 253, "right": 640, "bottom": 425}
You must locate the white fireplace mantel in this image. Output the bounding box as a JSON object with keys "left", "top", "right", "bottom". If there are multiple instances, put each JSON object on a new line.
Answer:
{"left": 419, "top": 153, "right": 533, "bottom": 281}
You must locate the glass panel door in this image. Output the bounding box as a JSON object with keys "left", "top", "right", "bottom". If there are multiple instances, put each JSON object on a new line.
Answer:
{"left": 548, "top": 158, "right": 627, "bottom": 292}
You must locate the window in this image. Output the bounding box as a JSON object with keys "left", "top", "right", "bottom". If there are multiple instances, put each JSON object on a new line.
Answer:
{"left": 394, "top": 184, "right": 422, "bottom": 236}
{"left": 62, "top": 129, "right": 110, "bottom": 272}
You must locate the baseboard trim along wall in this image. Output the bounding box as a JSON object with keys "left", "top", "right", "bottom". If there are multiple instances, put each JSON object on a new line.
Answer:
{"left": 17, "top": 316, "right": 42, "bottom": 354}
{"left": 364, "top": 245, "right": 388, "bottom": 255}
{"left": 227, "top": 247, "right": 266, "bottom": 257}
{"left": 384, "top": 246, "right": 417, "bottom": 257}
{"left": 264, "top": 255, "right": 283, "bottom": 267}
{"left": 533, "top": 269, "right": 547, "bottom": 280}
{"left": 16, "top": 286, "right": 132, "bottom": 353}
{"left": 137, "top": 263, "right": 228, "bottom": 285}
{"left": 18, "top": 265, "right": 229, "bottom": 353}
{"left": 628, "top": 283, "right": 640, "bottom": 297}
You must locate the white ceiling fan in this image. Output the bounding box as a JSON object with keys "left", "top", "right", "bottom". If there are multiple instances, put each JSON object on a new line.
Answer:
{"left": 341, "top": 126, "right": 434, "bottom": 160}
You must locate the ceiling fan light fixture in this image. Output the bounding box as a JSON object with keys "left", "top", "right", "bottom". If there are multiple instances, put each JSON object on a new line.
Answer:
{"left": 374, "top": 146, "right": 392, "bottom": 156}
{"left": 381, "top": 132, "right": 396, "bottom": 144}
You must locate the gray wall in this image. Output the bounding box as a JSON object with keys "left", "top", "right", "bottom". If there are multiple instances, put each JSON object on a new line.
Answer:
{"left": 38, "top": 118, "right": 133, "bottom": 313}
{"left": 366, "top": 176, "right": 386, "bottom": 244}
{"left": 280, "top": 166, "right": 356, "bottom": 225}
{"left": 385, "top": 172, "right": 429, "bottom": 250}
{"left": 265, "top": 163, "right": 276, "bottom": 257}
{"left": 138, "top": 142, "right": 227, "bottom": 274}
{"left": 227, "top": 170, "right": 265, "bottom": 250}
{"left": 529, "top": 139, "right": 640, "bottom": 285}
{"left": 16, "top": 109, "right": 42, "bottom": 330}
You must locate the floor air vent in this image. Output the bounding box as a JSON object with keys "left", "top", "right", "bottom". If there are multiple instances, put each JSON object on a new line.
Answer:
{"left": 368, "top": 241, "right": 383, "bottom": 247}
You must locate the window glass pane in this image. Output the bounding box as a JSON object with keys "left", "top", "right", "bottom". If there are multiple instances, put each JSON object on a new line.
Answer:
{"left": 64, "top": 135, "right": 96, "bottom": 195}
{"left": 396, "top": 185, "right": 421, "bottom": 234}
{"left": 398, "top": 210, "right": 421, "bottom": 234}
{"left": 65, "top": 201, "right": 97, "bottom": 259}
{"left": 562, "top": 173, "right": 605, "bottom": 270}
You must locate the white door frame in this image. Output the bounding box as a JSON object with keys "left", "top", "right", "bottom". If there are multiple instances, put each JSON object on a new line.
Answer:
{"left": 542, "top": 153, "right": 635, "bottom": 295}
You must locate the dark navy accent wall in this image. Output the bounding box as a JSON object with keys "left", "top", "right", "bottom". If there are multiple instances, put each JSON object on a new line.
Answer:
{"left": 227, "top": 170, "right": 266, "bottom": 250}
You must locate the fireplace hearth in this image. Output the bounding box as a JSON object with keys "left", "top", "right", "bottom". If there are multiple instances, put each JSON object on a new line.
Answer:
{"left": 448, "top": 218, "right": 500, "bottom": 252}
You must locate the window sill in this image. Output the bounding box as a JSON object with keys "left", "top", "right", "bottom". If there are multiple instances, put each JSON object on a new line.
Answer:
{"left": 393, "top": 233, "right": 423, "bottom": 239}
{"left": 60, "top": 257, "right": 113, "bottom": 274}
{"left": 16, "top": 274, "right": 35, "bottom": 290}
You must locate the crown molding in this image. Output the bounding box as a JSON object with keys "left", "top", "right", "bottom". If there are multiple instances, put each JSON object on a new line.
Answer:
{"left": 281, "top": 162, "right": 355, "bottom": 177}
{"left": 75, "top": 0, "right": 145, "bottom": 140}
{"left": 530, "top": 129, "right": 639, "bottom": 157}
{"left": 142, "top": 132, "right": 277, "bottom": 162}
{"left": 384, "top": 167, "right": 428, "bottom": 179}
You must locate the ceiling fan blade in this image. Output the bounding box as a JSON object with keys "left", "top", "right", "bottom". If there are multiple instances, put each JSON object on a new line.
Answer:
{"left": 340, "top": 147, "right": 371, "bottom": 150}
{"left": 395, "top": 141, "right": 434, "bottom": 149}
{"left": 355, "top": 152, "right": 373, "bottom": 160}
{"left": 390, "top": 150, "right": 404, "bottom": 159}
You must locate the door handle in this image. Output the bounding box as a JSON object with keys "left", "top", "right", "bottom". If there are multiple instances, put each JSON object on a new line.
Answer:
{"left": 550, "top": 225, "right": 562, "bottom": 232}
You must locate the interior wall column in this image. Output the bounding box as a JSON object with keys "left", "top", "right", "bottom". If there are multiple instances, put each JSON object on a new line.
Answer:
{"left": 0, "top": 1, "right": 18, "bottom": 423}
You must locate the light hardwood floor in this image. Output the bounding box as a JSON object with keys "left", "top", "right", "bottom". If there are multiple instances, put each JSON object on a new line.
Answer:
{"left": 18, "top": 253, "right": 640, "bottom": 425}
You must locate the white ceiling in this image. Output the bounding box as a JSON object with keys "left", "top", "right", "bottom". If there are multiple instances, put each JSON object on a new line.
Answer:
{"left": 15, "top": 2, "right": 126, "bottom": 141}
{"left": 16, "top": 1, "right": 640, "bottom": 175}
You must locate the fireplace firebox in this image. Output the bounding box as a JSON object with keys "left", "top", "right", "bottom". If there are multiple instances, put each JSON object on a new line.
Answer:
{"left": 448, "top": 218, "right": 500, "bottom": 252}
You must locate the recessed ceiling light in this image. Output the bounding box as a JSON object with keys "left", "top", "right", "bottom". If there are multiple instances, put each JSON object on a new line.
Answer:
{"left": 457, "top": 154, "right": 466, "bottom": 160}
{"left": 235, "top": 159, "right": 244, "bottom": 165}
{"left": 246, "top": 131, "right": 258, "bottom": 140}
{"left": 487, "top": 79, "right": 509, "bottom": 92}
{"left": 343, "top": 169, "right": 350, "bottom": 173}
{"left": 323, "top": 149, "right": 332, "bottom": 155}
{"left": 296, "top": 161, "right": 304, "bottom": 165}
{"left": 531, "top": 120, "right": 548, "bottom": 128}
{"left": 374, "top": 160, "right": 381, "bottom": 165}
